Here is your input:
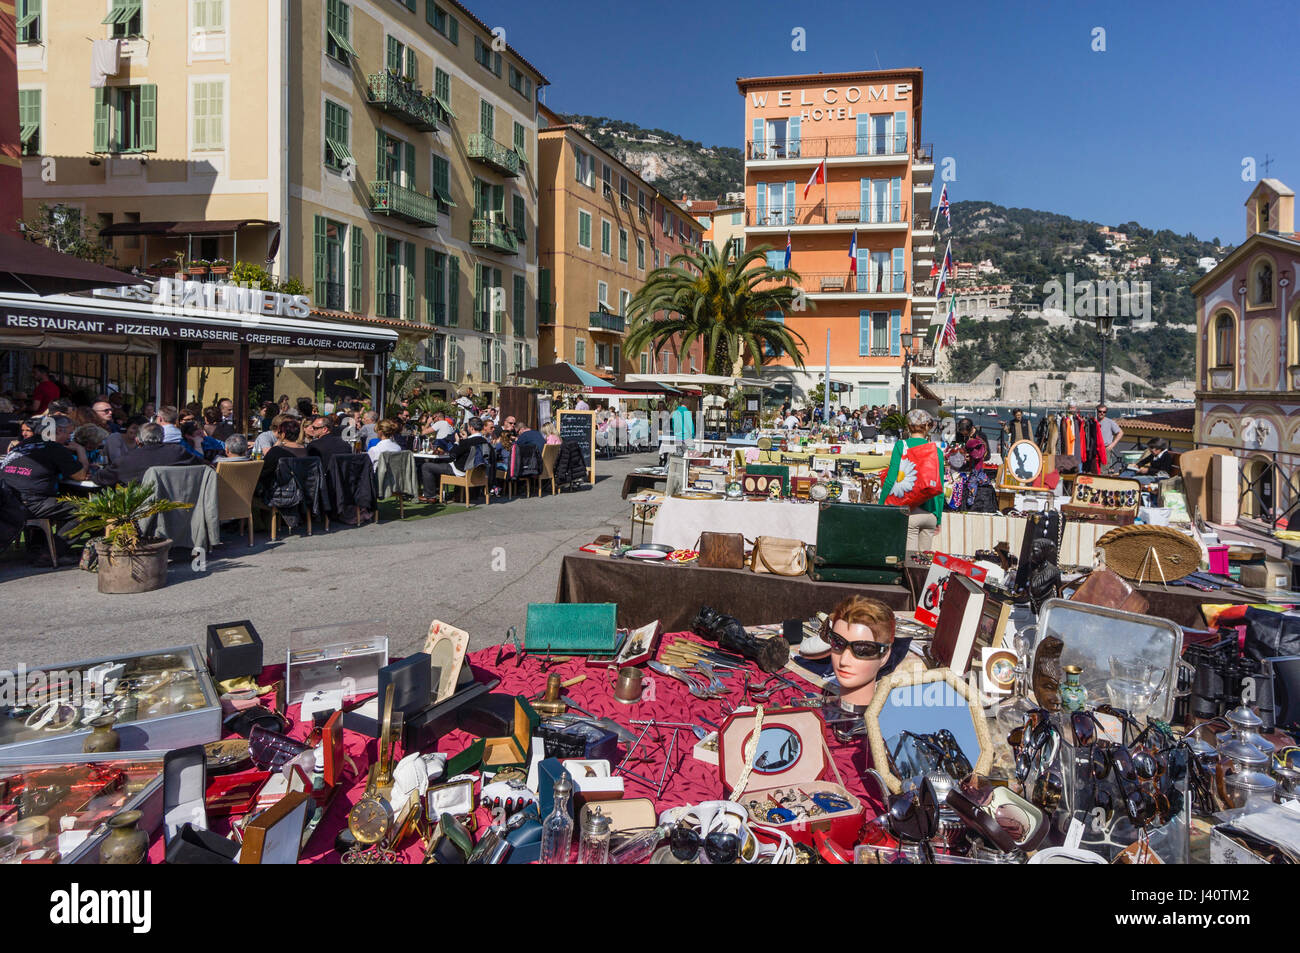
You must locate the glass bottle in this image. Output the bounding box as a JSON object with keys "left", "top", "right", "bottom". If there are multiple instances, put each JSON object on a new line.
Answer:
{"left": 539, "top": 775, "right": 574, "bottom": 864}
{"left": 577, "top": 807, "right": 612, "bottom": 865}
{"left": 1060, "top": 665, "right": 1088, "bottom": 713}
{"left": 610, "top": 823, "right": 671, "bottom": 865}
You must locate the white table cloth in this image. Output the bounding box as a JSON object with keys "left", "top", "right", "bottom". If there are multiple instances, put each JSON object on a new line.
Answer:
{"left": 650, "top": 498, "right": 821, "bottom": 551}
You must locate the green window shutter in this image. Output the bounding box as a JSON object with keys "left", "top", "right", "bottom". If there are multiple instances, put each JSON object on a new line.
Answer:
{"left": 404, "top": 0, "right": 415, "bottom": 10}
{"left": 448, "top": 14, "right": 458, "bottom": 43}
{"left": 18, "top": 90, "right": 41, "bottom": 154}
{"left": 480, "top": 100, "right": 493, "bottom": 138}
{"left": 431, "top": 154, "right": 453, "bottom": 207}
{"left": 513, "top": 274, "right": 525, "bottom": 336}
{"left": 513, "top": 121, "right": 525, "bottom": 157}
{"left": 313, "top": 216, "right": 328, "bottom": 303}
{"left": 448, "top": 255, "right": 459, "bottom": 326}
{"left": 403, "top": 141, "right": 416, "bottom": 188}
{"left": 512, "top": 193, "right": 526, "bottom": 243}
{"left": 139, "top": 84, "right": 156, "bottom": 152}
{"left": 375, "top": 232, "right": 388, "bottom": 315}
{"left": 424, "top": 247, "right": 436, "bottom": 323}
{"left": 492, "top": 184, "right": 504, "bottom": 213}
{"left": 473, "top": 264, "right": 484, "bottom": 332}
{"left": 376, "top": 129, "right": 387, "bottom": 181}
{"left": 435, "top": 68, "right": 450, "bottom": 105}
{"left": 387, "top": 36, "right": 401, "bottom": 73}
{"left": 93, "top": 88, "right": 111, "bottom": 152}
{"left": 405, "top": 242, "right": 416, "bottom": 322}
{"left": 405, "top": 47, "right": 418, "bottom": 84}
{"left": 350, "top": 226, "right": 363, "bottom": 312}
{"left": 891, "top": 309, "right": 901, "bottom": 357}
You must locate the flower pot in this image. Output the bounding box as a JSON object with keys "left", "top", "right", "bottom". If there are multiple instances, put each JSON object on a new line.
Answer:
{"left": 93, "top": 537, "right": 172, "bottom": 594}
{"left": 188, "top": 266, "right": 209, "bottom": 275}
{"left": 99, "top": 810, "right": 148, "bottom": 864}
{"left": 210, "top": 266, "right": 230, "bottom": 275}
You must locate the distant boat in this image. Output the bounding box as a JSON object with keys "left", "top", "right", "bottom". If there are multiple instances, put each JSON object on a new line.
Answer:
{"left": 956, "top": 407, "right": 973, "bottom": 414}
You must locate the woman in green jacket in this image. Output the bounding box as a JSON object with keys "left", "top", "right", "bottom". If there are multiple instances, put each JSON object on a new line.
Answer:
{"left": 879, "top": 408, "right": 945, "bottom": 558}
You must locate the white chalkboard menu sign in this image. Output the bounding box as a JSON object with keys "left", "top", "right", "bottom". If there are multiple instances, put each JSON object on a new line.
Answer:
{"left": 557, "top": 410, "right": 595, "bottom": 483}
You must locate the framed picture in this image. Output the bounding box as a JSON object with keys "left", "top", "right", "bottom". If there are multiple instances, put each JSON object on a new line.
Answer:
{"left": 239, "top": 791, "right": 311, "bottom": 864}
{"left": 423, "top": 621, "right": 470, "bottom": 704}
{"left": 981, "top": 647, "right": 1018, "bottom": 696}
{"left": 975, "top": 590, "right": 1013, "bottom": 649}
{"left": 998, "top": 439, "right": 1045, "bottom": 490}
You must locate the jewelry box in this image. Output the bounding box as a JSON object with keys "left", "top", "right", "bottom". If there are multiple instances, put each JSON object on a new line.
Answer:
{"left": 0, "top": 645, "right": 220, "bottom": 758}
{"left": 0, "top": 752, "right": 166, "bottom": 863}
{"left": 286, "top": 622, "right": 389, "bottom": 708}
{"left": 205, "top": 620, "right": 264, "bottom": 683}
{"left": 718, "top": 706, "right": 863, "bottom": 847}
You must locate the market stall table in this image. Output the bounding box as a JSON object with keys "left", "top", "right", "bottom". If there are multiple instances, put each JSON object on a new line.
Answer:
{"left": 143, "top": 640, "right": 883, "bottom": 864}
{"left": 650, "top": 497, "right": 822, "bottom": 551}
{"left": 557, "top": 550, "right": 911, "bottom": 630}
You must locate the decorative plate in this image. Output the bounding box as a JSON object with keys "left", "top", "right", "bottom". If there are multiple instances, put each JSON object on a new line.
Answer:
{"left": 667, "top": 549, "right": 699, "bottom": 563}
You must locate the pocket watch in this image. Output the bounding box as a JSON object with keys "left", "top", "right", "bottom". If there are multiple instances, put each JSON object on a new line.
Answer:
{"left": 348, "top": 793, "right": 394, "bottom": 847}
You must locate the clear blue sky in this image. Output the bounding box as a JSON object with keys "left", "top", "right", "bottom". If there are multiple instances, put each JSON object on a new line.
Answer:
{"left": 474, "top": 0, "right": 1296, "bottom": 245}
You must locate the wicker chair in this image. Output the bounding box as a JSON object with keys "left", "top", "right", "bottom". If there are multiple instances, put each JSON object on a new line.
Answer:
{"left": 539, "top": 444, "right": 561, "bottom": 496}
{"left": 216, "top": 460, "right": 265, "bottom": 545}
{"left": 439, "top": 463, "right": 488, "bottom": 505}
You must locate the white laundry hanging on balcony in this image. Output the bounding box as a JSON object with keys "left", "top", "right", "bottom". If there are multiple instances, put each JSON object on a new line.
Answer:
{"left": 90, "top": 39, "right": 122, "bottom": 88}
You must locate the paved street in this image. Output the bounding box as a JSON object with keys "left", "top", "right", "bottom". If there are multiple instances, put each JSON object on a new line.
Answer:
{"left": 0, "top": 454, "right": 650, "bottom": 668}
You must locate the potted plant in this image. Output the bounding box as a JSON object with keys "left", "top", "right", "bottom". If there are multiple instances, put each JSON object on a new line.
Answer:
{"left": 188, "top": 259, "right": 210, "bottom": 276}
{"left": 60, "top": 483, "right": 193, "bottom": 594}
{"left": 209, "top": 258, "right": 231, "bottom": 276}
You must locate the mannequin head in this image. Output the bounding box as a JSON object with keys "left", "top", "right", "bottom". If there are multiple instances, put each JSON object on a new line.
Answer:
{"left": 827, "top": 596, "right": 895, "bottom": 706}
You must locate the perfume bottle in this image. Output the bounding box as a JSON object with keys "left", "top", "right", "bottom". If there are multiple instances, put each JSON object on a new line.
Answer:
{"left": 577, "top": 807, "right": 612, "bottom": 864}
{"left": 1060, "top": 665, "right": 1088, "bottom": 713}
{"left": 539, "top": 776, "right": 574, "bottom": 864}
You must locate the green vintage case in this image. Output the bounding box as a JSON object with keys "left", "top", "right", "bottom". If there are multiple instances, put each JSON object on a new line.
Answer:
{"left": 813, "top": 502, "right": 908, "bottom": 569}
{"left": 524, "top": 603, "right": 618, "bottom": 655}
{"left": 809, "top": 565, "right": 904, "bottom": 586}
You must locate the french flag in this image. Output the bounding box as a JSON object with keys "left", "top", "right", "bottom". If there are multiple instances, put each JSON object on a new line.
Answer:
{"left": 803, "top": 158, "right": 826, "bottom": 200}
{"left": 848, "top": 229, "right": 858, "bottom": 274}
{"left": 784, "top": 231, "right": 792, "bottom": 269}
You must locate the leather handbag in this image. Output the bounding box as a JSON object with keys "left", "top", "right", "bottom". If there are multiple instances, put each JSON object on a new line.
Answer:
{"left": 697, "top": 531, "right": 746, "bottom": 569}
{"left": 750, "top": 536, "right": 808, "bottom": 576}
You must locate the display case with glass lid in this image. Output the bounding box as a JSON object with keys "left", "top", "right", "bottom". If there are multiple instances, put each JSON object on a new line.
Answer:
{"left": 0, "top": 646, "right": 221, "bottom": 757}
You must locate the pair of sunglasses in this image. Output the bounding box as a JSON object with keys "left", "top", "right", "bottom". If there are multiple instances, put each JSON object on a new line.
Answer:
{"left": 824, "top": 631, "right": 890, "bottom": 660}
{"left": 669, "top": 822, "right": 740, "bottom": 864}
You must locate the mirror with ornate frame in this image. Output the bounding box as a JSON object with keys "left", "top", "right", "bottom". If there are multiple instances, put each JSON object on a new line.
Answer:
{"left": 423, "top": 621, "right": 469, "bottom": 704}
{"left": 865, "top": 667, "right": 993, "bottom": 794}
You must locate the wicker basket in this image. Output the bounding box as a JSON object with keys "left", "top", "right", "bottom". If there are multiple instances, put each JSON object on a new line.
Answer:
{"left": 1096, "top": 525, "right": 1202, "bottom": 583}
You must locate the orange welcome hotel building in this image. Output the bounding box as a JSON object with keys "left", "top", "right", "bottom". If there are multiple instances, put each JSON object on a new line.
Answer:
{"left": 738, "top": 68, "right": 938, "bottom": 408}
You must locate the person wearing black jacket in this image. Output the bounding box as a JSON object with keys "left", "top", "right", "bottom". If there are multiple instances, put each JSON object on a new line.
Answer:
{"left": 1002, "top": 408, "right": 1033, "bottom": 446}
{"left": 305, "top": 416, "right": 352, "bottom": 463}
{"left": 92, "top": 423, "right": 202, "bottom": 487}
{"left": 419, "top": 417, "right": 490, "bottom": 500}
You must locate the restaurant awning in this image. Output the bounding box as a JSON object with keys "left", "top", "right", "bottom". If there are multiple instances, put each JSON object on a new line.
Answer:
{"left": 625, "top": 373, "right": 779, "bottom": 389}
{"left": 98, "top": 219, "right": 278, "bottom": 237}
{"left": 513, "top": 362, "right": 611, "bottom": 388}
{"left": 0, "top": 230, "right": 139, "bottom": 295}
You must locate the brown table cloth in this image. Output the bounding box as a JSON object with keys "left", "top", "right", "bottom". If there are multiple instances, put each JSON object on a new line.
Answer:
{"left": 557, "top": 551, "right": 912, "bottom": 631}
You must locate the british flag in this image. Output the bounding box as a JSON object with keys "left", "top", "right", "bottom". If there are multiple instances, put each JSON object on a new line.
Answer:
{"left": 934, "top": 241, "right": 953, "bottom": 299}
{"left": 934, "top": 184, "right": 951, "bottom": 229}
{"left": 940, "top": 292, "right": 958, "bottom": 346}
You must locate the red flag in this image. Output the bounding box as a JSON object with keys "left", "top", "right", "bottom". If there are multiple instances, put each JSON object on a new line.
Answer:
{"left": 848, "top": 230, "right": 858, "bottom": 274}
{"left": 802, "top": 158, "right": 825, "bottom": 200}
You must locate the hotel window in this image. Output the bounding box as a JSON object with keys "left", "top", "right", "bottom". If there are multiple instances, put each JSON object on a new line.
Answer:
{"left": 18, "top": 91, "right": 41, "bottom": 156}
{"left": 619, "top": 228, "right": 629, "bottom": 263}
{"left": 192, "top": 0, "right": 225, "bottom": 34}
{"left": 513, "top": 342, "right": 523, "bottom": 373}
{"left": 474, "top": 264, "right": 502, "bottom": 332}
{"left": 762, "top": 311, "right": 784, "bottom": 359}
{"left": 16, "top": 0, "right": 41, "bottom": 42}
{"left": 474, "top": 35, "right": 502, "bottom": 76}
{"left": 324, "top": 100, "right": 351, "bottom": 171}
{"left": 1213, "top": 312, "right": 1235, "bottom": 368}
{"left": 513, "top": 121, "right": 526, "bottom": 163}
{"left": 426, "top": 2, "right": 458, "bottom": 43}
{"left": 859, "top": 310, "right": 891, "bottom": 356}
{"left": 640, "top": 352, "right": 649, "bottom": 374}
{"left": 313, "top": 217, "right": 348, "bottom": 311}
{"left": 191, "top": 80, "right": 225, "bottom": 151}
{"left": 731, "top": 212, "right": 742, "bottom": 225}
{"left": 325, "top": 0, "right": 355, "bottom": 61}
{"left": 493, "top": 341, "right": 504, "bottom": 384}
{"left": 601, "top": 163, "right": 612, "bottom": 197}
{"left": 619, "top": 289, "right": 630, "bottom": 315}
{"left": 93, "top": 85, "right": 156, "bottom": 154}
{"left": 433, "top": 68, "right": 455, "bottom": 122}
{"left": 386, "top": 36, "right": 417, "bottom": 83}
{"left": 513, "top": 274, "right": 526, "bottom": 336}
{"left": 754, "top": 182, "right": 794, "bottom": 227}
{"left": 575, "top": 339, "right": 586, "bottom": 366}
{"left": 765, "top": 251, "right": 784, "bottom": 271}
{"left": 595, "top": 341, "right": 609, "bottom": 367}
{"left": 619, "top": 176, "right": 629, "bottom": 206}
{"left": 378, "top": 131, "right": 415, "bottom": 188}
{"left": 479, "top": 99, "right": 493, "bottom": 138}
{"left": 574, "top": 149, "right": 594, "bottom": 188}
{"left": 447, "top": 336, "right": 460, "bottom": 379}
{"left": 600, "top": 219, "right": 611, "bottom": 256}
{"left": 597, "top": 281, "right": 609, "bottom": 309}
{"left": 860, "top": 177, "right": 903, "bottom": 223}
{"left": 508, "top": 64, "right": 529, "bottom": 99}
{"left": 374, "top": 233, "right": 405, "bottom": 319}
{"left": 637, "top": 238, "right": 645, "bottom": 270}
{"left": 103, "top": 0, "right": 142, "bottom": 39}
{"left": 578, "top": 210, "right": 592, "bottom": 248}
{"left": 426, "top": 249, "right": 447, "bottom": 325}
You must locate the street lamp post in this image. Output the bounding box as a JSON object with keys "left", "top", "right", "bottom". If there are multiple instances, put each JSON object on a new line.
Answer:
{"left": 1096, "top": 316, "right": 1114, "bottom": 405}
{"left": 900, "top": 331, "right": 916, "bottom": 416}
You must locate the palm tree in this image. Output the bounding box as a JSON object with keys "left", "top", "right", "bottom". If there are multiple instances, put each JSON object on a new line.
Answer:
{"left": 623, "top": 243, "right": 810, "bottom": 379}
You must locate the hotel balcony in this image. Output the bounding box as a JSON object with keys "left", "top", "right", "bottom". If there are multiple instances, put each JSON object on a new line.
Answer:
{"left": 745, "top": 136, "right": 936, "bottom": 169}
{"left": 467, "top": 133, "right": 521, "bottom": 177}
{"left": 795, "top": 272, "right": 909, "bottom": 299}
{"left": 912, "top": 215, "right": 936, "bottom": 237}
{"left": 589, "top": 310, "right": 626, "bottom": 333}
{"left": 470, "top": 218, "right": 519, "bottom": 255}
{"left": 366, "top": 72, "right": 439, "bottom": 132}
{"left": 912, "top": 144, "right": 935, "bottom": 183}
{"left": 745, "top": 201, "right": 909, "bottom": 233}
{"left": 369, "top": 180, "right": 439, "bottom": 227}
